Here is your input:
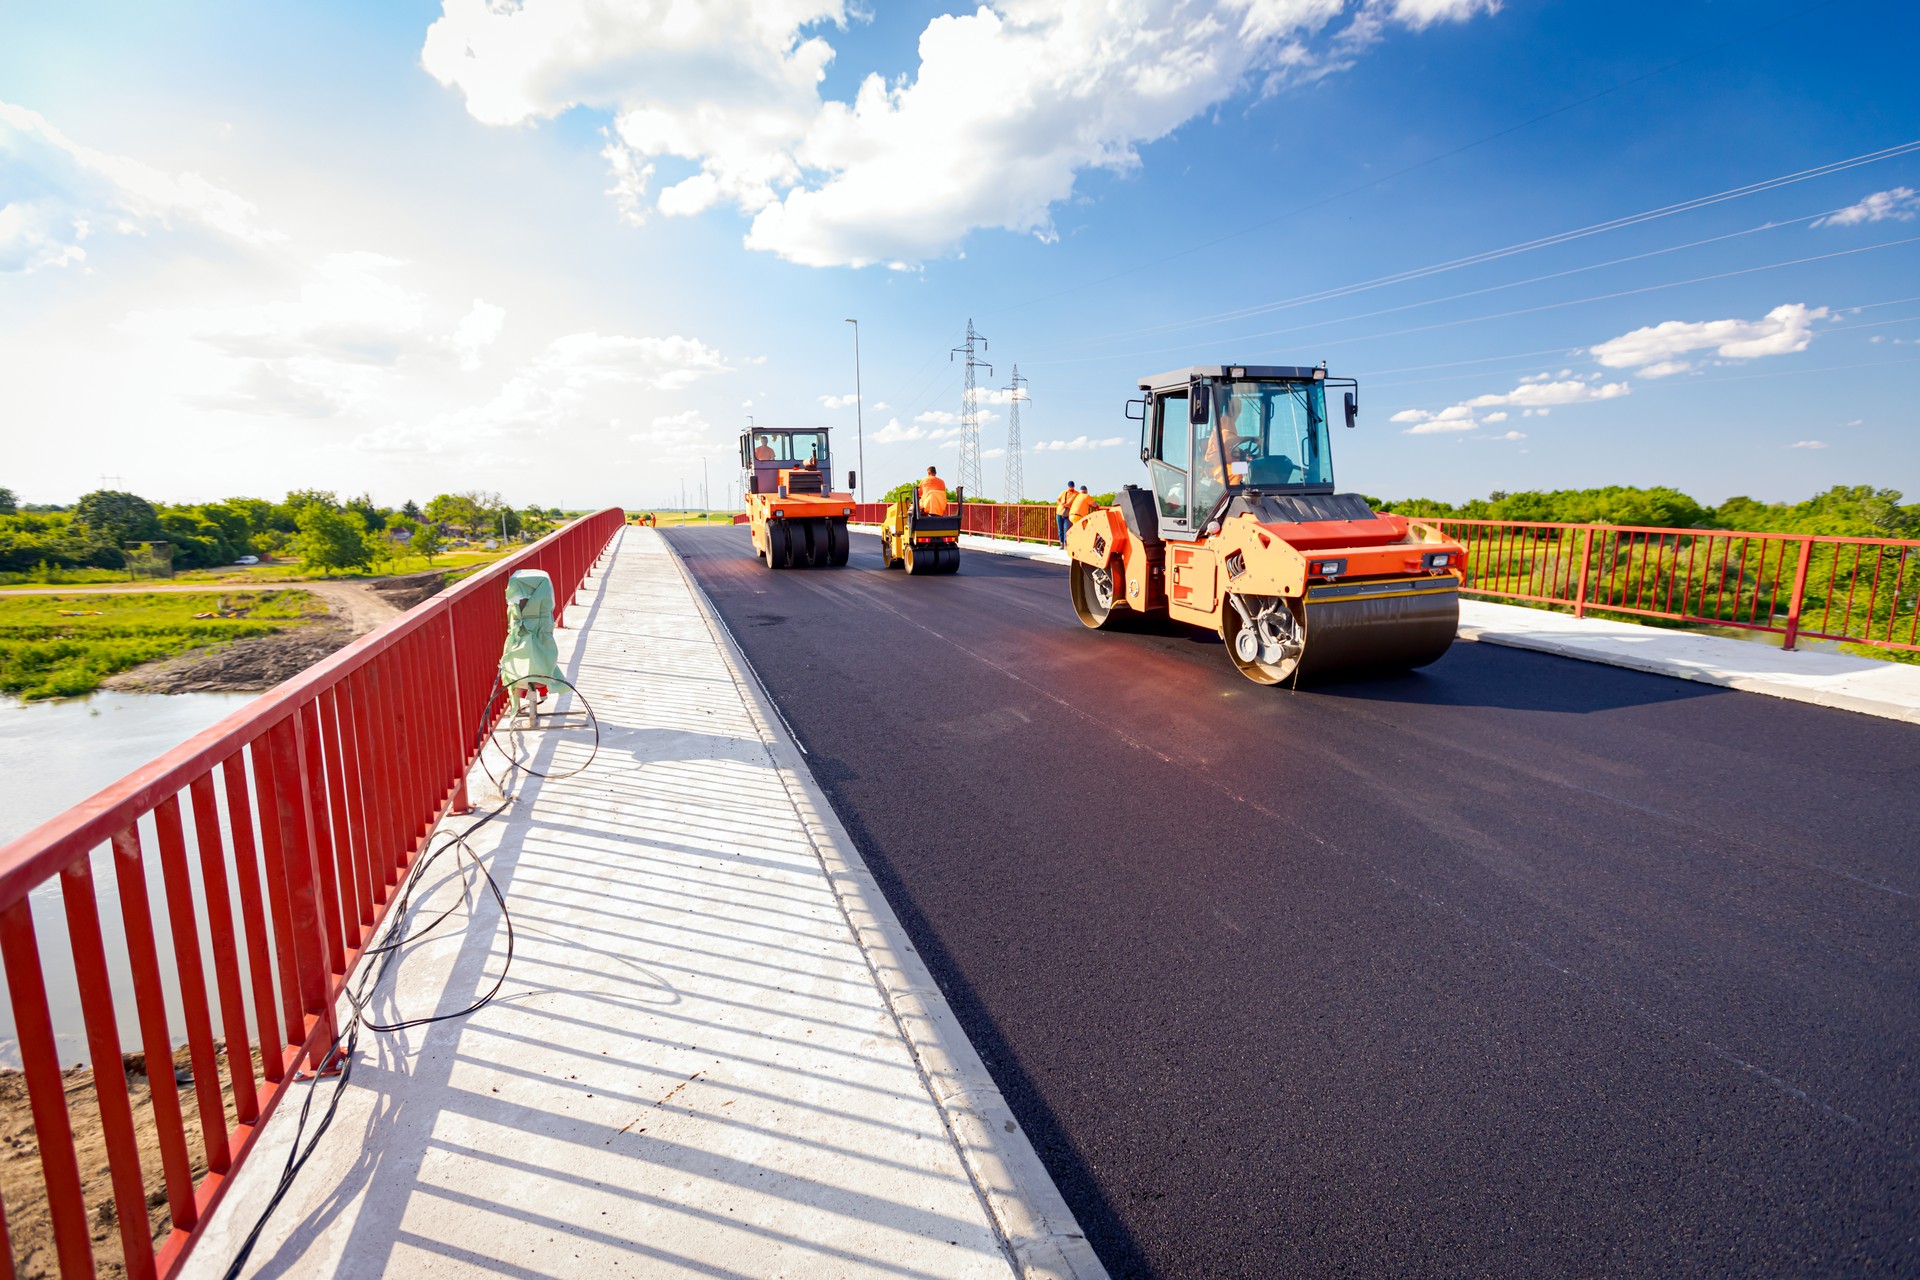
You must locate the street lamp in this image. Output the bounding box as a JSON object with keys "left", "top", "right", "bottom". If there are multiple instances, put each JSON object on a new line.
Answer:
{"left": 844, "top": 318, "right": 864, "bottom": 503}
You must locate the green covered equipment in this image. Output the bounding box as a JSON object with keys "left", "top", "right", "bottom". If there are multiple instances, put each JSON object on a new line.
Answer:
{"left": 500, "top": 569, "right": 559, "bottom": 697}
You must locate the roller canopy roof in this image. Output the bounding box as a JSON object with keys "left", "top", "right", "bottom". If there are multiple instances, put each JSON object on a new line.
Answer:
{"left": 1138, "top": 365, "right": 1324, "bottom": 391}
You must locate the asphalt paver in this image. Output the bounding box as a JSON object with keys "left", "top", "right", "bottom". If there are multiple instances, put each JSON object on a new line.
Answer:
{"left": 668, "top": 525, "right": 1920, "bottom": 1280}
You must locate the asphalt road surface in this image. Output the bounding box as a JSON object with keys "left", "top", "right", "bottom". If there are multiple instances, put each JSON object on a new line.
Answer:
{"left": 667, "top": 526, "right": 1920, "bottom": 1280}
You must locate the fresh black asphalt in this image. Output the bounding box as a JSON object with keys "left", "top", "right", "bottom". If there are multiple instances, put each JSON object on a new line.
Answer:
{"left": 666, "top": 526, "right": 1920, "bottom": 1280}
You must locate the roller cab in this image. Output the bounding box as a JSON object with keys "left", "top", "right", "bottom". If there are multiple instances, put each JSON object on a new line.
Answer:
{"left": 740, "top": 427, "right": 856, "bottom": 568}
{"left": 1067, "top": 364, "right": 1465, "bottom": 684}
{"left": 881, "top": 486, "right": 963, "bottom": 575}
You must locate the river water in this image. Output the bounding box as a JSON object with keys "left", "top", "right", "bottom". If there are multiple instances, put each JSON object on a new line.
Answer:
{"left": 0, "top": 691, "right": 260, "bottom": 1067}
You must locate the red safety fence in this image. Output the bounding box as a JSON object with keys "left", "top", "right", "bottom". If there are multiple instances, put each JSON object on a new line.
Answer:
{"left": 1425, "top": 519, "right": 1920, "bottom": 653}
{"left": 0, "top": 508, "right": 623, "bottom": 1279}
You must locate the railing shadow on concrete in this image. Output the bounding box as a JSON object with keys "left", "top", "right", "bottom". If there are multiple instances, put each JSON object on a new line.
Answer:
{"left": 0, "top": 511, "right": 625, "bottom": 1278}
{"left": 209, "top": 534, "right": 1008, "bottom": 1280}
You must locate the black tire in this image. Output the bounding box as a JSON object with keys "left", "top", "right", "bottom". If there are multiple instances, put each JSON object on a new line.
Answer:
{"left": 828, "top": 520, "right": 850, "bottom": 566}
{"left": 769, "top": 521, "right": 792, "bottom": 569}
{"left": 939, "top": 544, "right": 960, "bottom": 574}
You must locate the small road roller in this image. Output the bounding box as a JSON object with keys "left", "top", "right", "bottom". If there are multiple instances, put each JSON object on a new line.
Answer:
{"left": 1064, "top": 364, "right": 1465, "bottom": 684}
{"left": 739, "top": 426, "right": 856, "bottom": 569}
{"left": 880, "top": 486, "right": 963, "bottom": 574}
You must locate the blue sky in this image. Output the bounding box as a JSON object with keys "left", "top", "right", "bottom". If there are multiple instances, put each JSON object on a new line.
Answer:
{"left": 2, "top": 0, "right": 1915, "bottom": 511}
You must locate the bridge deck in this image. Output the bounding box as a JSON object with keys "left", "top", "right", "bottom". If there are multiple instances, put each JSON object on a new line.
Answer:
{"left": 183, "top": 529, "right": 1044, "bottom": 1279}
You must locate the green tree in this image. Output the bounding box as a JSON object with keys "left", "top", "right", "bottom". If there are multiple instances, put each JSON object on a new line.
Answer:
{"left": 425, "top": 492, "right": 479, "bottom": 534}
{"left": 73, "top": 490, "right": 164, "bottom": 548}
{"left": 0, "top": 488, "right": 16, "bottom": 516}
{"left": 408, "top": 520, "right": 444, "bottom": 564}
{"left": 401, "top": 499, "right": 423, "bottom": 521}
{"left": 294, "top": 505, "right": 373, "bottom": 574}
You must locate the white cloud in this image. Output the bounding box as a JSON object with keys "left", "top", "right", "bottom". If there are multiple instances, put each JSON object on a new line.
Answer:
{"left": 450, "top": 298, "right": 506, "bottom": 371}
{"left": 1637, "top": 360, "right": 1691, "bottom": 379}
{"left": 870, "top": 401, "right": 890, "bottom": 411}
{"left": 819, "top": 392, "right": 858, "bottom": 408}
{"left": 1589, "top": 303, "right": 1828, "bottom": 371}
{"left": 1481, "top": 430, "right": 1525, "bottom": 441}
{"left": 916, "top": 410, "right": 961, "bottom": 425}
{"left": 1811, "top": 187, "right": 1918, "bottom": 229}
{"left": 0, "top": 99, "right": 281, "bottom": 271}
{"left": 1788, "top": 440, "right": 1828, "bottom": 450}
{"left": 532, "top": 331, "right": 732, "bottom": 391}
{"left": 628, "top": 409, "right": 716, "bottom": 458}
{"left": 871, "top": 416, "right": 964, "bottom": 443}
{"left": 1032, "top": 435, "right": 1126, "bottom": 451}
{"left": 1397, "top": 375, "right": 1626, "bottom": 434}
{"left": 422, "top": 0, "right": 1495, "bottom": 267}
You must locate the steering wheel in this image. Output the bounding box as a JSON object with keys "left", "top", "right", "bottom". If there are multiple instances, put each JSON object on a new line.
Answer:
{"left": 1230, "top": 436, "right": 1262, "bottom": 462}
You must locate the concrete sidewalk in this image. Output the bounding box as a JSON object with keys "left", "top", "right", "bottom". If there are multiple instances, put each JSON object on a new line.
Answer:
{"left": 184, "top": 527, "right": 1100, "bottom": 1280}
{"left": 1459, "top": 599, "right": 1920, "bottom": 725}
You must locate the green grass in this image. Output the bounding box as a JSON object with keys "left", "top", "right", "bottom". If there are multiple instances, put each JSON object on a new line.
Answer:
{"left": 0, "top": 546, "right": 516, "bottom": 590}
{"left": 0, "top": 590, "right": 327, "bottom": 701}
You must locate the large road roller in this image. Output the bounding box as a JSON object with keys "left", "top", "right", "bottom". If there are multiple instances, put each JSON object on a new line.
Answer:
{"left": 880, "top": 486, "right": 963, "bottom": 574}
{"left": 739, "top": 427, "right": 856, "bottom": 569}
{"left": 1064, "top": 364, "right": 1465, "bottom": 684}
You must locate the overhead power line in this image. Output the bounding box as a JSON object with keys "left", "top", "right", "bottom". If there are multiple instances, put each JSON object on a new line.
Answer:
{"left": 1051, "top": 139, "right": 1920, "bottom": 354}
{"left": 984, "top": 0, "right": 1866, "bottom": 318}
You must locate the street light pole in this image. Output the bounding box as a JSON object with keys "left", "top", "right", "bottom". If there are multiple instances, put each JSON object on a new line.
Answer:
{"left": 844, "top": 318, "right": 864, "bottom": 503}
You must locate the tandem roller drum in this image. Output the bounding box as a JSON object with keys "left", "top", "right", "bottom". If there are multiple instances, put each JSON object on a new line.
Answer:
{"left": 1296, "top": 580, "right": 1458, "bottom": 679}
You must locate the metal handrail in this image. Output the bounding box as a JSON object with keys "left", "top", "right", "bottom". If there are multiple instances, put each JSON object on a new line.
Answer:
{"left": 0, "top": 509, "right": 624, "bottom": 1278}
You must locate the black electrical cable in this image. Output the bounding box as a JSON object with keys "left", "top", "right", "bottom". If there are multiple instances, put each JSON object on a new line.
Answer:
{"left": 217, "top": 671, "right": 600, "bottom": 1279}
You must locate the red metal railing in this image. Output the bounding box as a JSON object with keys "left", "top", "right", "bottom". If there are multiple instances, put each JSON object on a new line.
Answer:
{"left": 847, "top": 501, "right": 1062, "bottom": 545}
{"left": 0, "top": 509, "right": 624, "bottom": 1279}
{"left": 1425, "top": 519, "right": 1920, "bottom": 653}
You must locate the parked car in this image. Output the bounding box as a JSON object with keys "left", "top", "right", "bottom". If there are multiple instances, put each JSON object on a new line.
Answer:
{"left": 234, "top": 555, "right": 260, "bottom": 565}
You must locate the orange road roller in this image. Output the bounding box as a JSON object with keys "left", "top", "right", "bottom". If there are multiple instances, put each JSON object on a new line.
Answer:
{"left": 740, "top": 426, "right": 856, "bottom": 569}
{"left": 1064, "top": 364, "right": 1465, "bottom": 684}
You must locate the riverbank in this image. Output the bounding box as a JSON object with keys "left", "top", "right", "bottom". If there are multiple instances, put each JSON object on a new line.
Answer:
{"left": 0, "top": 573, "right": 447, "bottom": 701}
{"left": 0, "top": 1045, "right": 243, "bottom": 1279}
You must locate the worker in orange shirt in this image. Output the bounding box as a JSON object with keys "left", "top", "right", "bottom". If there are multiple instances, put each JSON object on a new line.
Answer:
{"left": 919, "top": 466, "right": 950, "bottom": 516}
{"left": 1067, "top": 484, "right": 1096, "bottom": 524}
{"left": 1054, "top": 479, "right": 1077, "bottom": 546}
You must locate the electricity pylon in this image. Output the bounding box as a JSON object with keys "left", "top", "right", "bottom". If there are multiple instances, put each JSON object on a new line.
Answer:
{"left": 951, "top": 320, "right": 991, "bottom": 497}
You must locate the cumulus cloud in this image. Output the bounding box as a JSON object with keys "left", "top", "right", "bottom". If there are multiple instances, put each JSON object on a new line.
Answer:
{"left": 421, "top": 0, "right": 1496, "bottom": 267}
{"left": 1032, "top": 435, "right": 1126, "bottom": 451}
{"left": 1811, "top": 187, "right": 1918, "bottom": 229}
{"left": 871, "top": 400, "right": 890, "bottom": 410}
{"left": 1788, "top": 440, "right": 1828, "bottom": 449}
{"left": 450, "top": 298, "right": 506, "bottom": 371}
{"left": 867, "top": 420, "right": 960, "bottom": 445}
{"left": 819, "top": 392, "right": 858, "bottom": 408}
{"left": 1395, "top": 374, "right": 1627, "bottom": 434}
{"left": 1589, "top": 303, "right": 1828, "bottom": 371}
{"left": 532, "top": 331, "right": 732, "bottom": 390}
{"left": 0, "top": 99, "right": 281, "bottom": 271}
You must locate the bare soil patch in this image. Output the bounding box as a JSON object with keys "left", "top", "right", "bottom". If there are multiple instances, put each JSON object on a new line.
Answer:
{"left": 102, "top": 575, "right": 446, "bottom": 696}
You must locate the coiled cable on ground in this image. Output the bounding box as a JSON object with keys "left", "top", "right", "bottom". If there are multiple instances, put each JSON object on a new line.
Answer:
{"left": 218, "top": 672, "right": 599, "bottom": 1279}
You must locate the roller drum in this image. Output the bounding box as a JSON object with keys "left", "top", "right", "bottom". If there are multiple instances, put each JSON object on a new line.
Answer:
{"left": 1297, "top": 585, "right": 1458, "bottom": 679}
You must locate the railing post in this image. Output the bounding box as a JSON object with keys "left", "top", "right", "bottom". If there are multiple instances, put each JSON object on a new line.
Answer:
{"left": 445, "top": 608, "right": 473, "bottom": 815}
{"left": 1782, "top": 535, "right": 1815, "bottom": 651}
{"left": 1574, "top": 521, "right": 1589, "bottom": 617}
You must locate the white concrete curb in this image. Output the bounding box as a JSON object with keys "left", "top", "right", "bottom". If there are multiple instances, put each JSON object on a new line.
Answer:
{"left": 662, "top": 539, "right": 1109, "bottom": 1280}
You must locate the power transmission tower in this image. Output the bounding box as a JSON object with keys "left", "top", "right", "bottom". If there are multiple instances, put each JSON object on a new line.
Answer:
{"left": 951, "top": 319, "right": 991, "bottom": 497}
{"left": 1002, "top": 365, "right": 1028, "bottom": 503}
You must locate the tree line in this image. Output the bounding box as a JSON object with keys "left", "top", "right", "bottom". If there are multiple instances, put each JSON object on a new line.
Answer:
{"left": 0, "top": 487, "right": 571, "bottom": 576}
{"left": 1377, "top": 484, "right": 1919, "bottom": 540}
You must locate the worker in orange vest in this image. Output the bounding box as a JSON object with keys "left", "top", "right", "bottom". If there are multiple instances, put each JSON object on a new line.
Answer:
{"left": 919, "top": 466, "right": 950, "bottom": 516}
{"left": 1067, "top": 484, "right": 1096, "bottom": 523}
{"left": 1054, "top": 479, "right": 1077, "bottom": 546}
